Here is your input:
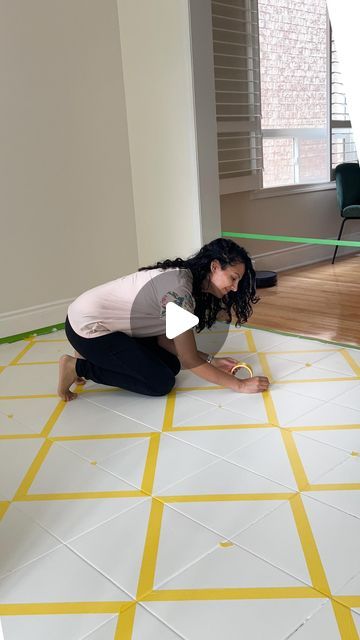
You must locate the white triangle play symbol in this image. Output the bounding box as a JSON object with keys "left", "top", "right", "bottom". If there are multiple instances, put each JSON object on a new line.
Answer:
{"left": 165, "top": 302, "right": 199, "bottom": 339}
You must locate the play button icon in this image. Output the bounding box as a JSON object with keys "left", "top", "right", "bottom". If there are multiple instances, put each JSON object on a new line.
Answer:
{"left": 165, "top": 302, "right": 199, "bottom": 339}
{"left": 130, "top": 269, "right": 232, "bottom": 372}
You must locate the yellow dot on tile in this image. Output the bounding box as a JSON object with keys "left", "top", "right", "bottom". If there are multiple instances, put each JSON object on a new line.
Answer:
{"left": 305, "top": 363, "right": 312, "bottom": 367}
{"left": 7, "top": 414, "right": 13, "bottom": 419}
{"left": 219, "top": 541, "right": 234, "bottom": 548}
{"left": 351, "top": 451, "right": 359, "bottom": 457}
{"left": 90, "top": 460, "right": 97, "bottom": 465}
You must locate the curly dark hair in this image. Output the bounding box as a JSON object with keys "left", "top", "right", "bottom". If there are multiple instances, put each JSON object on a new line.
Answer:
{"left": 138, "top": 237, "right": 259, "bottom": 332}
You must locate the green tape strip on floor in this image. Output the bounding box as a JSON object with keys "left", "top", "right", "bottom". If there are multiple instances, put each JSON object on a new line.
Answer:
{"left": 0, "top": 323, "right": 65, "bottom": 345}
{"left": 244, "top": 323, "right": 360, "bottom": 351}
{"left": 222, "top": 231, "right": 360, "bottom": 247}
{"left": 216, "top": 318, "right": 359, "bottom": 350}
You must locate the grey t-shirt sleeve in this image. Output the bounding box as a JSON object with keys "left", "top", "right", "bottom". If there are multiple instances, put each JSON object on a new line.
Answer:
{"left": 158, "top": 269, "right": 195, "bottom": 318}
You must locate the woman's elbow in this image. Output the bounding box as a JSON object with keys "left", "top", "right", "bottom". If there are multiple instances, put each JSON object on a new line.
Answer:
{"left": 182, "top": 354, "right": 204, "bottom": 370}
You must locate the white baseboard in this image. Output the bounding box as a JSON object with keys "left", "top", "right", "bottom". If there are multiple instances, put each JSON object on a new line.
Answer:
{"left": 252, "top": 232, "right": 360, "bottom": 272}
{"left": 0, "top": 299, "right": 72, "bottom": 340}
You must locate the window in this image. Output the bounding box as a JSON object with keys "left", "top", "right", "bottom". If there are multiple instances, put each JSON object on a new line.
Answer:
{"left": 331, "top": 34, "right": 357, "bottom": 176}
{"left": 259, "top": 0, "right": 329, "bottom": 188}
{"left": 211, "top": 0, "right": 357, "bottom": 192}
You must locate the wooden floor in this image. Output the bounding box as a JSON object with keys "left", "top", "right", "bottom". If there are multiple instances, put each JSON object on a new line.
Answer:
{"left": 248, "top": 254, "right": 360, "bottom": 347}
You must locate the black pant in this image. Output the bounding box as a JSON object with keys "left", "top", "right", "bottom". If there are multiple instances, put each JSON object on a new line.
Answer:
{"left": 65, "top": 317, "right": 181, "bottom": 396}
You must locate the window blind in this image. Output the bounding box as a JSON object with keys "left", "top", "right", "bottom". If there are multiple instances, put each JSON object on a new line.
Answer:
{"left": 211, "top": 0, "right": 263, "bottom": 193}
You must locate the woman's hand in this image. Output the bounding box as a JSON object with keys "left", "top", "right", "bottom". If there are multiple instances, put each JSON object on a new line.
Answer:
{"left": 212, "top": 356, "right": 239, "bottom": 373}
{"left": 235, "top": 376, "right": 270, "bottom": 394}
{"left": 211, "top": 357, "right": 269, "bottom": 393}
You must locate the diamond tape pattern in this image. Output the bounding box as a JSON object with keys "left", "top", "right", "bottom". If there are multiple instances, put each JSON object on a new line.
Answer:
{"left": 0, "top": 325, "right": 359, "bottom": 639}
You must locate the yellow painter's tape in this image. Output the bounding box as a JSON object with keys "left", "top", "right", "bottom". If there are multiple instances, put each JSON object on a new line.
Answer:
{"left": 230, "top": 362, "right": 253, "bottom": 378}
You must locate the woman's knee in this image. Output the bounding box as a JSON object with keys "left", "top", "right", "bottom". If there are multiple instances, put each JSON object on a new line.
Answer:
{"left": 173, "top": 358, "right": 181, "bottom": 376}
{"left": 149, "top": 372, "right": 176, "bottom": 396}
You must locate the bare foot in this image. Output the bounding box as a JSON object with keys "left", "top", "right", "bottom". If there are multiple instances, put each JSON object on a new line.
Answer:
{"left": 57, "top": 355, "right": 78, "bottom": 401}
{"left": 74, "top": 351, "right": 86, "bottom": 385}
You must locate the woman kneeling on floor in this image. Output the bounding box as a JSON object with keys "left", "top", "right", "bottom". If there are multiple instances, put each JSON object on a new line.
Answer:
{"left": 58, "top": 238, "right": 269, "bottom": 401}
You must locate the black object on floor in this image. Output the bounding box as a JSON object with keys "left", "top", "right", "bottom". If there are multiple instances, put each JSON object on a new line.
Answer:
{"left": 255, "top": 270, "right": 277, "bottom": 288}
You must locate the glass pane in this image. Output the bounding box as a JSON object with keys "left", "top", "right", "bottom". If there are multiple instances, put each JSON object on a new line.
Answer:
{"left": 262, "top": 138, "right": 294, "bottom": 187}
{"left": 263, "top": 137, "right": 329, "bottom": 187}
{"left": 331, "top": 42, "right": 350, "bottom": 121}
{"left": 332, "top": 129, "right": 358, "bottom": 168}
{"left": 299, "top": 138, "right": 328, "bottom": 183}
{"left": 258, "top": 0, "right": 328, "bottom": 130}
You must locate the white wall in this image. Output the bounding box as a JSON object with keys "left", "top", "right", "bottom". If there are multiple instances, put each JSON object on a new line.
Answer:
{"left": 221, "top": 187, "right": 360, "bottom": 271}
{"left": 1, "top": 0, "right": 222, "bottom": 338}
{"left": 117, "top": 0, "right": 220, "bottom": 267}
{"left": 188, "top": 0, "right": 221, "bottom": 245}
{"left": 0, "top": 0, "right": 138, "bottom": 336}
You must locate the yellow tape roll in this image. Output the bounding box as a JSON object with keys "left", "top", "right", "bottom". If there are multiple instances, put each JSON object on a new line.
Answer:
{"left": 230, "top": 362, "right": 253, "bottom": 378}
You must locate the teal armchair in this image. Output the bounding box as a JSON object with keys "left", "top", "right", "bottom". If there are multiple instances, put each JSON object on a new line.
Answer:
{"left": 332, "top": 162, "right": 360, "bottom": 264}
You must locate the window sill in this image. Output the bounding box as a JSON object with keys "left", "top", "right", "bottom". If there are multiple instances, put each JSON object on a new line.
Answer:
{"left": 250, "top": 181, "right": 336, "bottom": 200}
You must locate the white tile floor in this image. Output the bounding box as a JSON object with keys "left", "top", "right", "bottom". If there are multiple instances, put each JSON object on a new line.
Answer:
{"left": 0, "top": 324, "right": 359, "bottom": 639}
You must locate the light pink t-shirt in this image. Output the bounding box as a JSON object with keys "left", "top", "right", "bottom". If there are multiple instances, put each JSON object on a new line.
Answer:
{"left": 67, "top": 267, "right": 195, "bottom": 339}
